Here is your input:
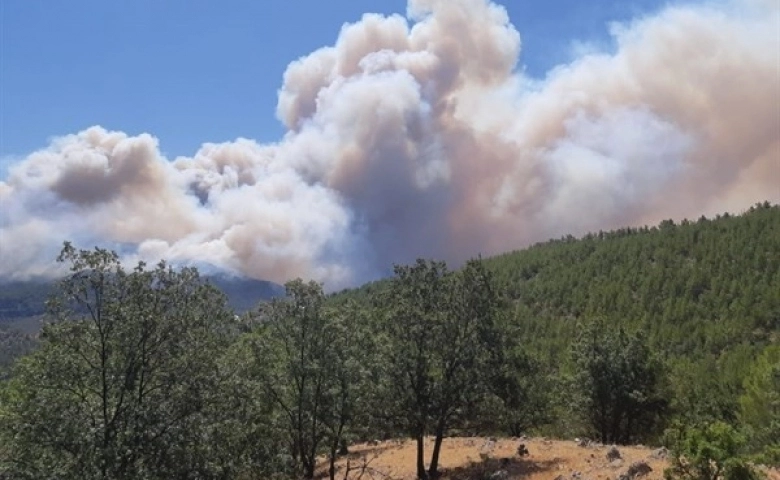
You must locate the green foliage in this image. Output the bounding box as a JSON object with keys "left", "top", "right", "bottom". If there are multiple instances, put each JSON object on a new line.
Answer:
{"left": 664, "top": 422, "right": 763, "bottom": 480}
{"left": 470, "top": 347, "right": 556, "bottom": 437}
{"left": 484, "top": 202, "right": 779, "bottom": 357}
{"left": 1, "top": 202, "right": 778, "bottom": 478}
{"left": 249, "top": 280, "right": 375, "bottom": 479}
{"left": 569, "top": 318, "right": 668, "bottom": 444}
{"left": 739, "top": 344, "right": 780, "bottom": 464}
{"left": 381, "top": 258, "right": 509, "bottom": 479}
{"left": 0, "top": 243, "right": 263, "bottom": 479}
{"left": 0, "top": 328, "right": 36, "bottom": 380}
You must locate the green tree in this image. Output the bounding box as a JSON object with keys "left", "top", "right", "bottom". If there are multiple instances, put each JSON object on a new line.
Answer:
{"left": 570, "top": 318, "right": 668, "bottom": 444}
{"left": 321, "top": 300, "right": 375, "bottom": 480}
{"left": 0, "top": 243, "right": 241, "bottom": 479}
{"left": 382, "top": 258, "right": 502, "bottom": 480}
{"left": 739, "top": 344, "right": 780, "bottom": 463}
{"left": 250, "top": 279, "right": 371, "bottom": 480}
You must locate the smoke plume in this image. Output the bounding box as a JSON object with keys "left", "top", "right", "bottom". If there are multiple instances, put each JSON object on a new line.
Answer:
{"left": 1, "top": 0, "right": 778, "bottom": 287}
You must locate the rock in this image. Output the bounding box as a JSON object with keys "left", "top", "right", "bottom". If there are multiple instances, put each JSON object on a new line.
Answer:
{"left": 577, "top": 438, "right": 589, "bottom": 447}
{"left": 489, "top": 470, "right": 509, "bottom": 480}
{"left": 338, "top": 438, "right": 349, "bottom": 455}
{"left": 480, "top": 439, "right": 496, "bottom": 461}
{"left": 606, "top": 446, "right": 622, "bottom": 461}
{"left": 517, "top": 443, "right": 530, "bottom": 456}
{"left": 626, "top": 461, "right": 653, "bottom": 478}
{"left": 609, "top": 459, "right": 624, "bottom": 469}
{"left": 649, "top": 447, "right": 668, "bottom": 460}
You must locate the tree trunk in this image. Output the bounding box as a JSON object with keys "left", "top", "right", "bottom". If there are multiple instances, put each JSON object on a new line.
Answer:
{"left": 428, "top": 419, "right": 447, "bottom": 479}
{"left": 304, "top": 459, "right": 316, "bottom": 480}
{"left": 416, "top": 433, "right": 428, "bottom": 480}
{"left": 329, "top": 440, "right": 338, "bottom": 480}
{"left": 329, "top": 419, "right": 346, "bottom": 480}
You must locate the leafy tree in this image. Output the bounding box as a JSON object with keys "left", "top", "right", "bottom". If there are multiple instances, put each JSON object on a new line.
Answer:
{"left": 0, "top": 243, "right": 240, "bottom": 479}
{"left": 250, "top": 279, "right": 329, "bottom": 479}
{"left": 382, "top": 258, "right": 502, "bottom": 480}
{"left": 484, "top": 347, "right": 555, "bottom": 437}
{"left": 250, "top": 280, "right": 372, "bottom": 480}
{"left": 570, "top": 318, "right": 668, "bottom": 444}
{"left": 318, "top": 300, "right": 378, "bottom": 480}
{"left": 739, "top": 344, "right": 780, "bottom": 464}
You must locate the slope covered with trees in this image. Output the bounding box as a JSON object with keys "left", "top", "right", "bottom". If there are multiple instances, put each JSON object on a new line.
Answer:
{"left": 0, "top": 202, "right": 777, "bottom": 479}
{"left": 483, "top": 201, "right": 779, "bottom": 433}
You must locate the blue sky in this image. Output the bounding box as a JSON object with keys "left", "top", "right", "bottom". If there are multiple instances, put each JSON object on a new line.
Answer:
{"left": 1, "top": 0, "right": 669, "bottom": 163}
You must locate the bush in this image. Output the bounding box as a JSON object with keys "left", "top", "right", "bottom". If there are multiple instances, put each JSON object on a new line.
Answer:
{"left": 663, "top": 422, "right": 763, "bottom": 480}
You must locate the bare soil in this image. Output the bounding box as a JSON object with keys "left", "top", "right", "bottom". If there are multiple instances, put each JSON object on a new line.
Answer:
{"left": 318, "top": 437, "right": 674, "bottom": 480}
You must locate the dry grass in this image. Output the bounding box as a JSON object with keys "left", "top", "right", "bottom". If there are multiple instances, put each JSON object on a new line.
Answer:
{"left": 317, "top": 437, "right": 674, "bottom": 480}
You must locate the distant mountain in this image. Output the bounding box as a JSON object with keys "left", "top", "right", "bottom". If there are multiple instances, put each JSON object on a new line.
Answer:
{"left": 0, "top": 281, "right": 54, "bottom": 323}
{"left": 206, "top": 275, "right": 285, "bottom": 313}
{"left": 0, "top": 274, "right": 283, "bottom": 326}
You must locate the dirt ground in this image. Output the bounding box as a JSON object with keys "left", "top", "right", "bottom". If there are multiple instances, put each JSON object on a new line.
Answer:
{"left": 318, "top": 436, "right": 673, "bottom": 480}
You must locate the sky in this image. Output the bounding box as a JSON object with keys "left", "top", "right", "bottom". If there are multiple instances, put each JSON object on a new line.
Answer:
{"left": 0, "top": 0, "right": 778, "bottom": 288}
{"left": 2, "top": 0, "right": 668, "bottom": 161}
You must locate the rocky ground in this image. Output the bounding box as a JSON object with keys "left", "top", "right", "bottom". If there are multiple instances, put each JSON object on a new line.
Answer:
{"left": 319, "top": 436, "right": 676, "bottom": 480}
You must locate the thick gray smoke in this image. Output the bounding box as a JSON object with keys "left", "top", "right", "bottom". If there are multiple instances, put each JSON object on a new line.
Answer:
{"left": 1, "top": 0, "right": 778, "bottom": 287}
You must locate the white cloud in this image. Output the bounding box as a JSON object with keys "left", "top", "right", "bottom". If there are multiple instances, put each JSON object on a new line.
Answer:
{"left": 1, "top": 0, "right": 778, "bottom": 288}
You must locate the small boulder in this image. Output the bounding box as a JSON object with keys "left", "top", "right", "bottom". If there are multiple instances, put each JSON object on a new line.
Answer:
{"left": 649, "top": 447, "right": 668, "bottom": 460}
{"left": 480, "top": 439, "right": 496, "bottom": 461}
{"left": 626, "top": 461, "right": 653, "bottom": 478}
{"left": 606, "top": 446, "right": 622, "bottom": 461}
{"left": 489, "top": 470, "right": 509, "bottom": 480}
{"left": 609, "top": 459, "right": 624, "bottom": 469}
{"left": 517, "top": 443, "right": 530, "bottom": 457}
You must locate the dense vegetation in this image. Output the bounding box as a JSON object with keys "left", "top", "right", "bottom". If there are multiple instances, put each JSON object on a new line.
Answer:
{"left": 0, "top": 202, "right": 777, "bottom": 479}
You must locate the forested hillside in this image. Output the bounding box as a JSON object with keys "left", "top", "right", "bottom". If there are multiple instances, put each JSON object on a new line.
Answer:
{"left": 332, "top": 201, "right": 780, "bottom": 454}
{"left": 0, "top": 203, "right": 777, "bottom": 479}
{"left": 482, "top": 201, "right": 779, "bottom": 438}
{"left": 487, "top": 201, "right": 778, "bottom": 356}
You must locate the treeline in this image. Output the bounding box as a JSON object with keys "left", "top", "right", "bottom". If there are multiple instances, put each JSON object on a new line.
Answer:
{"left": 0, "top": 202, "right": 778, "bottom": 479}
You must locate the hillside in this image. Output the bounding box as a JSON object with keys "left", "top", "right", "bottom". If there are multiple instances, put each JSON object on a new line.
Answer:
{"left": 485, "top": 201, "right": 779, "bottom": 359}
{"left": 0, "top": 274, "right": 283, "bottom": 376}
{"left": 0, "top": 275, "right": 282, "bottom": 325}
{"left": 337, "top": 202, "right": 779, "bottom": 357}
{"left": 334, "top": 202, "right": 780, "bottom": 433}
{"left": 1, "top": 203, "right": 777, "bottom": 477}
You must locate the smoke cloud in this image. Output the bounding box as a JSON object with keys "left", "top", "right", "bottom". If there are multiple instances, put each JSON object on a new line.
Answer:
{"left": 1, "top": 0, "right": 778, "bottom": 288}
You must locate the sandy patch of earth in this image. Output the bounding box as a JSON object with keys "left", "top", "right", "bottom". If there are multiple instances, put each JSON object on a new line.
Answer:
{"left": 320, "top": 437, "right": 673, "bottom": 480}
